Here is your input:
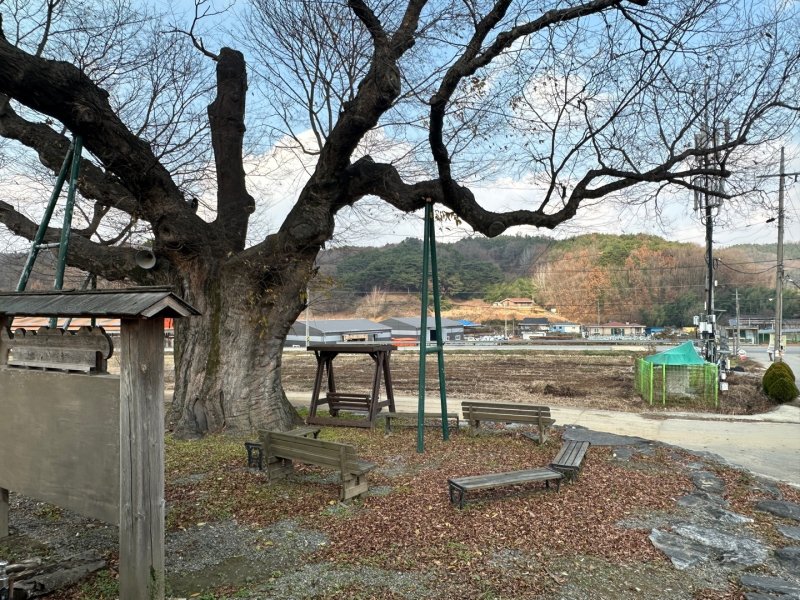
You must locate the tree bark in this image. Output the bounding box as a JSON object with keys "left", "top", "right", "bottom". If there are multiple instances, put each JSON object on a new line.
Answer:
{"left": 170, "top": 247, "right": 312, "bottom": 436}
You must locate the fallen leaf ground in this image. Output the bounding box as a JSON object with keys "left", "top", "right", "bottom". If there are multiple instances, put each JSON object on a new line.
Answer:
{"left": 19, "top": 350, "right": 788, "bottom": 599}
{"left": 45, "top": 421, "right": 798, "bottom": 599}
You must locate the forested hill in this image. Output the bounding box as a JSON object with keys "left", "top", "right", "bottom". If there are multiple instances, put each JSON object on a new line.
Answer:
{"left": 318, "top": 234, "right": 800, "bottom": 327}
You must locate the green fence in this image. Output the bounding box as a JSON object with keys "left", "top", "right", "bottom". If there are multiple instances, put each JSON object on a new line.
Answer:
{"left": 634, "top": 359, "right": 718, "bottom": 408}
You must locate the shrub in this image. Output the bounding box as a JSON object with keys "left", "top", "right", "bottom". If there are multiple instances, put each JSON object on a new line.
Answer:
{"left": 762, "top": 362, "right": 796, "bottom": 394}
{"left": 766, "top": 375, "right": 799, "bottom": 404}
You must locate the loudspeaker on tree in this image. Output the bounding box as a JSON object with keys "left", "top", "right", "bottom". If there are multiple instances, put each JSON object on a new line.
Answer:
{"left": 134, "top": 250, "right": 156, "bottom": 270}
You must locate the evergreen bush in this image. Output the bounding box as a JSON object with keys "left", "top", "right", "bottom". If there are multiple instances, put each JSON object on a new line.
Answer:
{"left": 763, "top": 362, "right": 795, "bottom": 394}
{"left": 767, "top": 376, "right": 799, "bottom": 403}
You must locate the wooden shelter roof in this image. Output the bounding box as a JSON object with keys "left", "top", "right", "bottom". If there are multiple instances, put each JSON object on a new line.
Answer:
{"left": 0, "top": 287, "right": 198, "bottom": 319}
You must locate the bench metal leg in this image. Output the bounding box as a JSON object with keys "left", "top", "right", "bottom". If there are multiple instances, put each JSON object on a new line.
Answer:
{"left": 448, "top": 484, "right": 466, "bottom": 509}
{"left": 244, "top": 442, "right": 264, "bottom": 469}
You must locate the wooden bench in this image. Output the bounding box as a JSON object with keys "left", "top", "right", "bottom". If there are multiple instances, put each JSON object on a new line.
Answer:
{"left": 244, "top": 426, "right": 320, "bottom": 469}
{"left": 461, "top": 401, "right": 555, "bottom": 444}
{"left": 376, "top": 411, "right": 460, "bottom": 433}
{"left": 324, "top": 392, "right": 372, "bottom": 416}
{"left": 258, "top": 430, "right": 375, "bottom": 500}
{"left": 549, "top": 440, "right": 590, "bottom": 482}
{"left": 448, "top": 467, "right": 562, "bottom": 508}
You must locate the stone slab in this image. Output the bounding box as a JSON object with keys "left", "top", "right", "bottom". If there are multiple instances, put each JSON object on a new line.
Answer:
{"left": 757, "top": 500, "right": 800, "bottom": 522}
{"left": 691, "top": 471, "right": 726, "bottom": 495}
{"left": 777, "top": 525, "right": 800, "bottom": 542}
{"left": 671, "top": 524, "right": 768, "bottom": 567}
{"left": 649, "top": 529, "right": 713, "bottom": 570}
{"left": 775, "top": 546, "right": 800, "bottom": 572}
{"left": 562, "top": 426, "right": 648, "bottom": 447}
{"left": 740, "top": 574, "right": 800, "bottom": 597}
{"left": 677, "top": 491, "right": 728, "bottom": 509}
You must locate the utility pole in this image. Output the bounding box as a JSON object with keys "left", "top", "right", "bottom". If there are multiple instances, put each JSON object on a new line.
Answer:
{"left": 694, "top": 121, "right": 723, "bottom": 364}
{"left": 735, "top": 289, "right": 740, "bottom": 357}
{"left": 775, "top": 148, "right": 785, "bottom": 362}
{"left": 757, "top": 147, "right": 800, "bottom": 363}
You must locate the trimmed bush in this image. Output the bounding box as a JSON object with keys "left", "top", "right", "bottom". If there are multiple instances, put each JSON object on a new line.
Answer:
{"left": 767, "top": 375, "right": 799, "bottom": 403}
{"left": 763, "top": 361, "right": 796, "bottom": 394}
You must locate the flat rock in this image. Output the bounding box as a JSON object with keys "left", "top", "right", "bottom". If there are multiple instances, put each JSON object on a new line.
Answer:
{"left": 775, "top": 546, "right": 800, "bottom": 571}
{"left": 740, "top": 574, "right": 800, "bottom": 597}
{"left": 671, "top": 524, "right": 769, "bottom": 567}
{"left": 562, "top": 426, "right": 648, "bottom": 446}
{"left": 701, "top": 506, "right": 754, "bottom": 525}
{"left": 757, "top": 500, "right": 800, "bottom": 521}
{"left": 677, "top": 491, "right": 728, "bottom": 509}
{"left": 744, "top": 594, "right": 783, "bottom": 600}
{"left": 649, "top": 529, "right": 712, "bottom": 569}
{"left": 611, "top": 447, "right": 635, "bottom": 461}
{"left": 777, "top": 525, "right": 800, "bottom": 542}
{"left": 749, "top": 477, "right": 783, "bottom": 499}
{"left": 691, "top": 471, "right": 726, "bottom": 495}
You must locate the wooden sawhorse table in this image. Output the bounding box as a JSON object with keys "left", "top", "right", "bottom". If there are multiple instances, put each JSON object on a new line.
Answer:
{"left": 306, "top": 343, "right": 397, "bottom": 428}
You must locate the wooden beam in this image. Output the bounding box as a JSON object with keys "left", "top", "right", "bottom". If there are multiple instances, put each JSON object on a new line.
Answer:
{"left": 0, "top": 486, "right": 8, "bottom": 538}
{"left": 118, "top": 318, "right": 164, "bottom": 600}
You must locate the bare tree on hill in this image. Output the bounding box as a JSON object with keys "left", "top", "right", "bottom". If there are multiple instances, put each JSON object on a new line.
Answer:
{"left": 0, "top": 0, "right": 797, "bottom": 435}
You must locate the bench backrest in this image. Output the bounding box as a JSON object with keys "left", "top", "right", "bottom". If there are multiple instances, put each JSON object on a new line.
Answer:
{"left": 259, "top": 430, "right": 360, "bottom": 473}
{"left": 461, "top": 401, "right": 551, "bottom": 419}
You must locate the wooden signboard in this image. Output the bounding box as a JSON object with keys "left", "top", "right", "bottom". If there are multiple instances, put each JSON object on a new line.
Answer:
{"left": 0, "top": 288, "right": 199, "bottom": 600}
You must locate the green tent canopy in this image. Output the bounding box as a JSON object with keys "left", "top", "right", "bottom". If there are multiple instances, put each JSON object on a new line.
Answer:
{"left": 643, "top": 341, "right": 708, "bottom": 366}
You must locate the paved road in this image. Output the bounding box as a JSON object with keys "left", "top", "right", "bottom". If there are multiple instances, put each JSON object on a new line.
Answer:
{"left": 744, "top": 345, "right": 800, "bottom": 374}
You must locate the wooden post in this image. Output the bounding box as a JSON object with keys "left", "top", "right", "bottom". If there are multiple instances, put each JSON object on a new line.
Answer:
{"left": 119, "top": 318, "right": 165, "bottom": 600}
{"left": 1, "top": 315, "right": 9, "bottom": 537}
{"left": 0, "top": 487, "right": 8, "bottom": 539}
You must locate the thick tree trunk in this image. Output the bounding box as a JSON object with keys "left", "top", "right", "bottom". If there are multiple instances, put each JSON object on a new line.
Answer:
{"left": 170, "top": 252, "right": 311, "bottom": 435}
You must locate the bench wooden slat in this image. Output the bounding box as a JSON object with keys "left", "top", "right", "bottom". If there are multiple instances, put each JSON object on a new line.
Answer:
{"left": 463, "top": 408, "right": 551, "bottom": 416}
{"left": 450, "top": 468, "right": 561, "bottom": 490}
{"left": 461, "top": 401, "right": 555, "bottom": 444}
{"left": 550, "top": 440, "right": 590, "bottom": 482}
{"left": 258, "top": 430, "right": 375, "bottom": 500}
{"left": 447, "top": 467, "right": 562, "bottom": 508}
{"left": 461, "top": 401, "right": 550, "bottom": 411}
{"left": 377, "top": 411, "right": 460, "bottom": 433}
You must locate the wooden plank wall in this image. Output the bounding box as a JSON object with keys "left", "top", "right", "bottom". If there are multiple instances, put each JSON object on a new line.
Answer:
{"left": 0, "top": 368, "right": 120, "bottom": 525}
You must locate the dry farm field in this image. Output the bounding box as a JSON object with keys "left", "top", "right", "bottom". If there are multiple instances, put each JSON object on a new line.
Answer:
{"left": 281, "top": 349, "right": 772, "bottom": 415}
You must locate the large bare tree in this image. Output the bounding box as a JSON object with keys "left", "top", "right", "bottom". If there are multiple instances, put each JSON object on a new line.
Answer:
{"left": 0, "top": 0, "right": 797, "bottom": 435}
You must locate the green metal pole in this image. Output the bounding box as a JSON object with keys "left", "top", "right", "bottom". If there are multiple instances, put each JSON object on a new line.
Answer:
{"left": 16, "top": 142, "right": 75, "bottom": 291}
{"left": 417, "top": 204, "right": 432, "bottom": 453}
{"left": 662, "top": 365, "right": 667, "bottom": 406}
{"left": 54, "top": 136, "right": 82, "bottom": 291}
{"left": 649, "top": 362, "right": 654, "bottom": 406}
{"left": 427, "top": 205, "right": 449, "bottom": 441}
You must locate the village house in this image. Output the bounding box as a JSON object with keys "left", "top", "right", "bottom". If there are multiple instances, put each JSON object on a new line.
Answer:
{"left": 380, "top": 316, "right": 464, "bottom": 343}
{"left": 584, "top": 322, "right": 647, "bottom": 338}
{"left": 491, "top": 297, "right": 535, "bottom": 308}
{"left": 286, "top": 319, "right": 392, "bottom": 345}
{"left": 518, "top": 317, "right": 551, "bottom": 338}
